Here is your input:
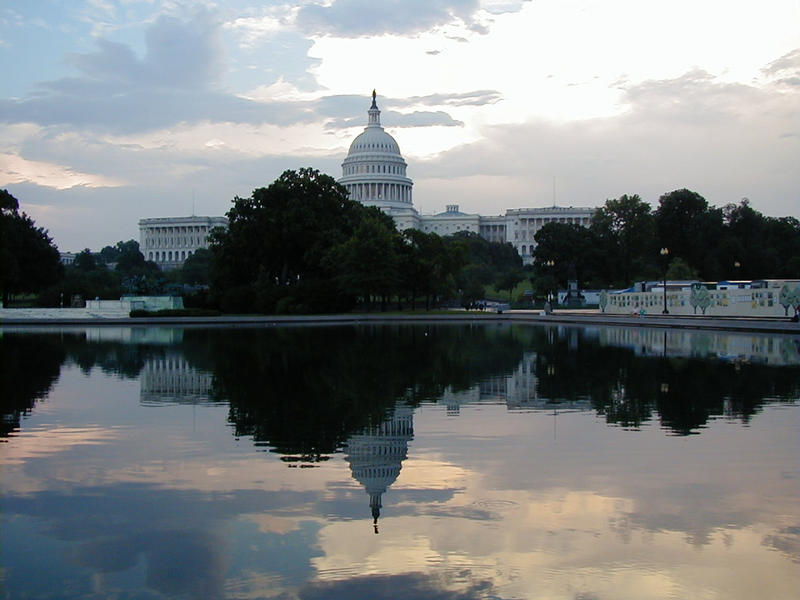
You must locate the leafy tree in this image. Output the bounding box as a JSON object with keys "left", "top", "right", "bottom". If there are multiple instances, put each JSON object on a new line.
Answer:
{"left": 0, "top": 189, "right": 63, "bottom": 305}
{"left": 210, "top": 168, "right": 378, "bottom": 313}
{"left": 655, "top": 189, "right": 723, "bottom": 279}
{"left": 114, "top": 240, "right": 147, "bottom": 273}
{"left": 495, "top": 268, "right": 524, "bottom": 302}
{"left": 179, "top": 247, "right": 212, "bottom": 285}
{"left": 665, "top": 257, "right": 699, "bottom": 280}
{"left": 590, "top": 194, "right": 656, "bottom": 286}
{"left": 329, "top": 213, "right": 399, "bottom": 311}
{"left": 73, "top": 248, "right": 99, "bottom": 271}
{"left": 532, "top": 222, "right": 595, "bottom": 289}
{"left": 99, "top": 244, "right": 121, "bottom": 264}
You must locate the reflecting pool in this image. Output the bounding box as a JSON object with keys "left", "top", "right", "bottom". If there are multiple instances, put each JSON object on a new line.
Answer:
{"left": 1, "top": 323, "right": 798, "bottom": 599}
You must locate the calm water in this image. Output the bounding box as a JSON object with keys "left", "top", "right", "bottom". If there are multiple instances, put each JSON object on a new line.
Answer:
{"left": 1, "top": 323, "right": 798, "bottom": 600}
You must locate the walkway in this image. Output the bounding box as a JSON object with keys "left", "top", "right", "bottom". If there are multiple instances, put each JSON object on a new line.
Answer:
{"left": 1, "top": 307, "right": 797, "bottom": 334}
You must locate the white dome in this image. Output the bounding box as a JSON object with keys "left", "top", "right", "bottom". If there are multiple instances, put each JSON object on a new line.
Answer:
{"left": 338, "top": 92, "right": 414, "bottom": 211}
{"left": 347, "top": 127, "right": 401, "bottom": 157}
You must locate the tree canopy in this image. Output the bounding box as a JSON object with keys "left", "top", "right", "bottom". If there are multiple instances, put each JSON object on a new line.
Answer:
{"left": 1, "top": 189, "right": 63, "bottom": 305}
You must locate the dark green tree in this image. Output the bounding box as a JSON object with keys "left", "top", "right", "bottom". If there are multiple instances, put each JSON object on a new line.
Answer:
{"left": 590, "top": 194, "right": 656, "bottom": 286}
{"left": 0, "top": 189, "right": 63, "bottom": 306}
{"left": 99, "top": 244, "right": 121, "bottom": 264}
{"left": 654, "top": 189, "right": 723, "bottom": 279}
{"left": 329, "top": 213, "right": 399, "bottom": 311}
{"left": 179, "top": 247, "right": 212, "bottom": 286}
{"left": 495, "top": 268, "right": 525, "bottom": 302}
{"left": 210, "top": 168, "right": 377, "bottom": 313}
{"left": 532, "top": 222, "right": 595, "bottom": 290}
{"left": 73, "top": 248, "right": 99, "bottom": 271}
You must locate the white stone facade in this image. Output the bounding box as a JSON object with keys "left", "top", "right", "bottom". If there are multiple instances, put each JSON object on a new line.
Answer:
{"left": 139, "top": 216, "right": 228, "bottom": 271}
{"left": 338, "top": 94, "right": 595, "bottom": 264}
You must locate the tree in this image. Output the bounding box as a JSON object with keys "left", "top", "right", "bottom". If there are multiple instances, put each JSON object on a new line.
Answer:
{"left": 99, "top": 245, "right": 121, "bottom": 264}
{"left": 665, "top": 257, "right": 698, "bottom": 280}
{"left": 495, "top": 268, "right": 524, "bottom": 302}
{"left": 210, "top": 168, "right": 375, "bottom": 313}
{"left": 329, "top": 214, "right": 399, "bottom": 311}
{"left": 73, "top": 249, "right": 99, "bottom": 271}
{"left": 179, "top": 248, "right": 212, "bottom": 285}
{"left": 590, "top": 194, "right": 656, "bottom": 286}
{"left": 655, "top": 189, "right": 723, "bottom": 279}
{"left": 532, "top": 222, "right": 595, "bottom": 288}
{"left": 1, "top": 189, "right": 63, "bottom": 305}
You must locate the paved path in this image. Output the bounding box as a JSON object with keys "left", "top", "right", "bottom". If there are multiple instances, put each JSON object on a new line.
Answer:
{"left": 1, "top": 308, "right": 798, "bottom": 334}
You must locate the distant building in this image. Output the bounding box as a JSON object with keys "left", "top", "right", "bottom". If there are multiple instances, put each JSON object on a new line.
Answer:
{"left": 139, "top": 216, "right": 227, "bottom": 271}
{"left": 60, "top": 252, "right": 77, "bottom": 265}
{"left": 338, "top": 92, "right": 595, "bottom": 264}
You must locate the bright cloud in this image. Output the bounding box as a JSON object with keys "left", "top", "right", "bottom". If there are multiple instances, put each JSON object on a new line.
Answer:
{"left": 0, "top": 0, "right": 797, "bottom": 251}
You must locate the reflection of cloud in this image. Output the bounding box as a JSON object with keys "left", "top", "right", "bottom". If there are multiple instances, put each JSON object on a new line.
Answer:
{"left": 299, "top": 571, "right": 496, "bottom": 600}
{"left": 2, "top": 425, "right": 121, "bottom": 466}
{"left": 73, "top": 530, "right": 227, "bottom": 600}
{"left": 762, "top": 525, "right": 800, "bottom": 563}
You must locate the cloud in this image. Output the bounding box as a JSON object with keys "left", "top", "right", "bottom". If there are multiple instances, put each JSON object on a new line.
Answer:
{"left": 296, "top": 0, "right": 481, "bottom": 37}
{"left": 398, "top": 90, "right": 502, "bottom": 107}
{"left": 327, "top": 110, "right": 463, "bottom": 130}
{"left": 0, "top": 152, "right": 125, "bottom": 189}
{"left": 69, "top": 10, "right": 225, "bottom": 90}
{"left": 761, "top": 47, "right": 800, "bottom": 88}
{"left": 409, "top": 66, "right": 799, "bottom": 217}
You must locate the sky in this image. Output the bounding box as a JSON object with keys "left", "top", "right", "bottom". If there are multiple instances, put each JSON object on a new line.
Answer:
{"left": 1, "top": 0, "right": 798, "bottom": 252}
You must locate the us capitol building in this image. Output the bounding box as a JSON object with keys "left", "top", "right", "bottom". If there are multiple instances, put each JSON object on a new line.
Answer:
{"left": 337, "top": 91, "right": 594, "bottom": 264}
{"left": 140, "top": 91, "right": 594, "bottom": 269}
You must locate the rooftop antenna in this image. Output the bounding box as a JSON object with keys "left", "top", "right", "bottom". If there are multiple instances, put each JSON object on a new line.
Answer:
{"left": 192, "top": 189, "right": 196, "bottom": 216}
{"left": 552, "top": 176, "right": 556, "bottom": 208}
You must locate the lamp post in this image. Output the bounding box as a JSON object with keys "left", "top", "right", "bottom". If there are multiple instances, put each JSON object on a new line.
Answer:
{"left": 734, "top": 260, "right": 741, "bottom": 279}
{"left": 545, "top": 260, "right": 555, "bottom": 309}
{"left": 660, "top": 247, "right": 669, "bottom": 314}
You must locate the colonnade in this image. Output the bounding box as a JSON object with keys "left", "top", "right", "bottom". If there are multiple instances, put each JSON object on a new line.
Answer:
{"left": 346, "top": 182, "right": 412, "bottom": 204}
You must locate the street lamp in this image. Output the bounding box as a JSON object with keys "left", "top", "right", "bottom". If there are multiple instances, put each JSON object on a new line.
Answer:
{"left": 660, "top": 247, "right": 669, "bottom": 314}
{"left": 545, "top": 260, "right": 555, "bottom": 308}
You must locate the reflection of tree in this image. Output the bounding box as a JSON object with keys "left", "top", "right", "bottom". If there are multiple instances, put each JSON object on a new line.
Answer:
{"left": 1, "top": 330, "right": 175, "bottom": 436}
{"left": 529, "top": 326, "right": 799, "bottom": 435}
{"left": 181, "top": 325, "right": 526, "bottom": 461}
{"left": 0, "top": 333, "right": 66, "bottom": 436}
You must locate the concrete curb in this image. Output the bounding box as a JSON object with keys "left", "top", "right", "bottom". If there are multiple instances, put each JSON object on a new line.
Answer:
{"left": 1, "top": 310, "right": 798, "bottom": 334}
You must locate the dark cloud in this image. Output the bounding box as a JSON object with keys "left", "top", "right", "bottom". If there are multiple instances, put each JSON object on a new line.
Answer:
{"left": 296, "top": 0, "right": 481, "bottom": 37}
{"left": 298, "top": 572, "right": 497, "bottom": 600}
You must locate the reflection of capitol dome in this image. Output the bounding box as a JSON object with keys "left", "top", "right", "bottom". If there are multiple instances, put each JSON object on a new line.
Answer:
{"left": 343, "top": 403, "right": 414, "bottom": 533}
{"left": 338, "top": 90, "right": 414, "bottom": 211}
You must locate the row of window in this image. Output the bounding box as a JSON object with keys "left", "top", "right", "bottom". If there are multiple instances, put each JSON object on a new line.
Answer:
{"left": 145, "top": 226, "right": 209, "bottom": 234}
{"left": 145, "top": 237, "right": 205, "bottom": 248}
{"left": 343, "top": 163, "right": 405, "bottom": 176}
{"left": 149, "top": 250, "right": 194, "bottom": 262}
{"left": 352, "top": 142, "right": 397, "bottom": 152}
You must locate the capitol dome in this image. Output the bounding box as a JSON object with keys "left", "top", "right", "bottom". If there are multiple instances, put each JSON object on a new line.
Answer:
{"left": 338, "top": 91, "right": 413, "bottom": 210}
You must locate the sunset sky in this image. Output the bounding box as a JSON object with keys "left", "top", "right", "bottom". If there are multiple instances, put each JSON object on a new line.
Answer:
{"left": 1, "top": 0, "right": 798, "bottom": 251}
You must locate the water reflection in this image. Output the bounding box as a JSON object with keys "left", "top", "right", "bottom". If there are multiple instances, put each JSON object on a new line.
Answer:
{"left": 344, "top": 403, "right": 414, "bottom": 533}
{"left": 140, "top": 354, "right": 216, "bottom": 406}
{"left": 1, "top": 323, "right": 798, "bottom": 599}
{"left": 2, "top": 324, "right": 798, "bottom": 442}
